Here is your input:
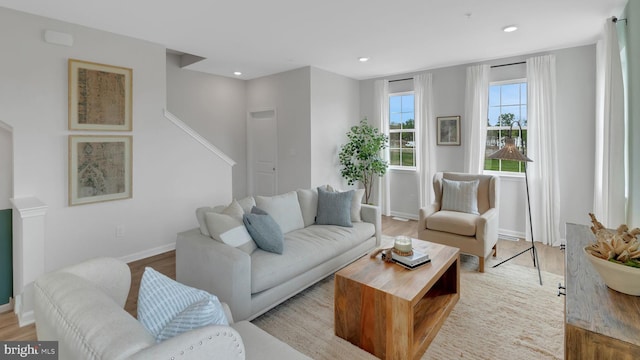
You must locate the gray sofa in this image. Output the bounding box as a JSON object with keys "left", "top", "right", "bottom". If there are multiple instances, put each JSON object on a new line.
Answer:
{"left": 176, "top": 189, "right": 381, "bottom": 321}
{"left": 34, "top": 257, "right": 309, "bottom": 360}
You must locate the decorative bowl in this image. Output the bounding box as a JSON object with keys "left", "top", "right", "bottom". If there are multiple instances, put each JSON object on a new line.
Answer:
{"left": 584, "top": 247, "right": 640, "bottom": 296}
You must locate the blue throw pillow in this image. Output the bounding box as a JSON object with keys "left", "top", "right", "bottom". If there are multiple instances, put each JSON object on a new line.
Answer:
{"left": 243, "top": 208, "right": 284, "bottom": 254}
{"left": 137, "top": 267, "right": 228, "bottom": 342}
{"left": 315, "top": 187, "right": 354, "bottom": 227}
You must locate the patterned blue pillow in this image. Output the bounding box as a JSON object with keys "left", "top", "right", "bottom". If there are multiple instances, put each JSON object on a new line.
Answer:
{"left": 137, "top": 267, "right": 228, "bottom": 342}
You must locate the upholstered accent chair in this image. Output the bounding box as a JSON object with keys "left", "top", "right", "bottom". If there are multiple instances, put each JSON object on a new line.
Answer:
{"left": 418, "top": 172, "right": 500, "bottom": 272}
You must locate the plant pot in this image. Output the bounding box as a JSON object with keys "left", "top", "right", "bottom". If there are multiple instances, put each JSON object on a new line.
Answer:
{"left": 584, "top": 247, "right": 640, "bottom": 296}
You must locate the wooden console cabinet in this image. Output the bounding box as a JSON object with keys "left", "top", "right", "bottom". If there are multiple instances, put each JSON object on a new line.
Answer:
{"left": 564, "top": 223, "right": 640, "bottom": 359}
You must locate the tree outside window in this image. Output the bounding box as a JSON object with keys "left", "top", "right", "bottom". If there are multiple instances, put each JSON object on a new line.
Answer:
{"left": 389, "top": 93, "right": 416, "bottom": 168}
{"left": 485, "top": 81, "right": 527, "bottom": 173}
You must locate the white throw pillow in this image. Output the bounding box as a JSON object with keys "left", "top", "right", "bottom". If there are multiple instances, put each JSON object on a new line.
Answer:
{"left": 222, "top": 200, "right": 244, "bottom": 221}
{"left": 441, "top": 178, "right": 480, "bottom": 215}
{"left": 255, "top": 191, "right": 305, "bottom": 234}
{"left": 236, "top": 196, "right": 256, "bottom": 214}
{"left": 297, "top": 188, "right": 318, "bottom": 227}
{"left": 205, "top": 212, "right": 257, "bottom": 254}
{"left": 137, "top": 267, "right": 228, "bottom": 342}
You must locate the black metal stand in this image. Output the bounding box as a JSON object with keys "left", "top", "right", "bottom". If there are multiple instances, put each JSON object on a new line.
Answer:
{"left": 492, "top": 166, "right": 543, "bottom": 285}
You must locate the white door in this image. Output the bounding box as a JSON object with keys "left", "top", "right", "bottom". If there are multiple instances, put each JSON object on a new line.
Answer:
{"left": 248, "top": 110, "right": 277, "bottom": 196}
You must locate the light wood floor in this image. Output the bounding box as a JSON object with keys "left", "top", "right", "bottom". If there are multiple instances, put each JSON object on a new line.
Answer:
{"left": 0, "top": 216, "right": 565, "bottom": 341}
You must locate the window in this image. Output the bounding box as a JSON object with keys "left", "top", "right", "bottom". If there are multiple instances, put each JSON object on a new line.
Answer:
{"left": 485, "top": 80, "right": 527, "bottom": 173}
{"left": 389, "top": 93, "right": 415, "bottom": 169}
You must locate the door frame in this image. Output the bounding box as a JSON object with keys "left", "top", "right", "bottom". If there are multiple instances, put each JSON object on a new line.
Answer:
{"left": 0, "top": 120, "right": 13, "bottom": 312}
{"left": 246, "top": 108, "right": 278, "bottom": 196}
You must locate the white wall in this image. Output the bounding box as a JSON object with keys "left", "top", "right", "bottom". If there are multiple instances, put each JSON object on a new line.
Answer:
{"left": 310, "top": 67, "right": 360, "bottom": 189}
{"left": 0, "top": 124, "right": 11, "bottom": 210}
{"left": 0, "top": 8, "right": 232, "bottom": 271}
{"left": 360, "top": 45, "right": 597, "bottom": 239}
{"left": 166, "top": 54, "right": 247, "bottom": 199}
{"left": 246, "top": 67, "right": 312, "bottom": 193}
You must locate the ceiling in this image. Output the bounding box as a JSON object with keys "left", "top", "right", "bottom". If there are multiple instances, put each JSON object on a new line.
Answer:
{"left": 0, "top": 0, "right": 627, "bottom": 80}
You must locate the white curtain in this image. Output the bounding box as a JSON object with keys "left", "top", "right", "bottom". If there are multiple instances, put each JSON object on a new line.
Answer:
{"left": 414, "top": 73, "right": 436, "bottom": 207}
{"left": 594, "top": 17, "right": 626, "bottom": 228}
{"left": 526, "top": 55, "right": 562, "bottom": 246}
{"left": 463, "top": 64, "right": 490, "bottom": 174}
{"left": 374, "top": 80, "right": 390, "bottom": 215}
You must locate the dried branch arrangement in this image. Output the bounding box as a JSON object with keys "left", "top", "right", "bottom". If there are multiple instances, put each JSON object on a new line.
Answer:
{"left": 587, "top": 213, "right": 640, "bottom": 268}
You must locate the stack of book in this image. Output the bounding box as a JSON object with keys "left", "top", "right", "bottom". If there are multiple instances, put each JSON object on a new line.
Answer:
{"left": 387, "top": 249, "right": 431, "bottom": 270}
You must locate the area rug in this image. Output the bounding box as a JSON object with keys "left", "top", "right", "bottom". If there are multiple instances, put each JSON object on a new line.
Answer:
{"left": 252, "top": 250, "right": 564, "bottom": 360}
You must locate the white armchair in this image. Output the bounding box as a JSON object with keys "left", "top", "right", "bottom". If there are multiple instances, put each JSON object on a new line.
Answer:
{"left": 418, "top": 172, "right": 500, "bottom": 272}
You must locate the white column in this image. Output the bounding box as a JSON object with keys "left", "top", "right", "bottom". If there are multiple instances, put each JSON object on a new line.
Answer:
{"left": 10, "top": 197, "right": 47, "bottom": 327}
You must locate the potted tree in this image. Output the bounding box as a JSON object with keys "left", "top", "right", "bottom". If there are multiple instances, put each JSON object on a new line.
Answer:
{"left": 338, "top": 118, "right": 389, "bottom": 204}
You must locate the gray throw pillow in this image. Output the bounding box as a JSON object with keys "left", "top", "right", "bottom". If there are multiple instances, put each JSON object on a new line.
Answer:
{"left": 315, "top": 187, "right": 354, "bottom": 227}
{"left": 243, "top": 210, "right": 284, "bottom": 254}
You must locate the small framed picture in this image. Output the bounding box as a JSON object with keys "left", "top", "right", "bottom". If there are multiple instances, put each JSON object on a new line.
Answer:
{"left": 69, "top": 135, "right": 132, "bottom": 206}
{"left": 68, "top": 59, "right": 132, "bottom": 131}
{"left": 437, "top": 116, "right": 461, "bottom": 146}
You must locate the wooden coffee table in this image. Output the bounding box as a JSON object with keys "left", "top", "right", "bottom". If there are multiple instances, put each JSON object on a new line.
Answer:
{"left": 334, "top": 239, "right": 460, "bottom": 360}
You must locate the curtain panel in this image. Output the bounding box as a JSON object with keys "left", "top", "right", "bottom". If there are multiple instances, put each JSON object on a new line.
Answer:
{"left": 594, "top": 17, "right": 627, "bottom": 228}
{"left": 414, "top": 73, "right": 436, "bottom": 207}
{"left": 374, "top": 80, "right": 390, "bottom": 215}
{"left": 463, "top": 64, "right": 490, "bottom": 174}
{"left": 526, "top": 55, "right": 562, "bottom": 246}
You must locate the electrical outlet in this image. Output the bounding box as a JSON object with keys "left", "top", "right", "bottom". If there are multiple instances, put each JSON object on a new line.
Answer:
{"left": 116, "top": 225, "right": 124, "bottom": 238}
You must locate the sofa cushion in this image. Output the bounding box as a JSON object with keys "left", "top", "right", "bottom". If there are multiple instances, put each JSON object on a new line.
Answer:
{"left": 243, "top": 209, "right": 284, "bottom": 254}
{"left": 250, "top": 222, "right": 375, "bottom": 293}
{"left": 205, "top": 212, "right": 257, "bottom": 254}
{"left": 255, "top": 191, "right": 305, "bottom": 234}
{"left": 316, "top": 187, "right": 354, "bottom": 227}
{"left": 441, "top": 178, "right": 480, "bottom": 215}
{"left": 426, "top": 210, "right": 478, "bottom": 236}
{"left": 138, "top": 267, "right": 228, "bottom": 342}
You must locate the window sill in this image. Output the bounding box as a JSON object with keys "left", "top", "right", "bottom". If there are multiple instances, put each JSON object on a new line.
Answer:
{"left": 389, "top": 166, "right": 417, "bottom": 173}
{"left": 483, "top": 170, "right": 525, "bottom": 179}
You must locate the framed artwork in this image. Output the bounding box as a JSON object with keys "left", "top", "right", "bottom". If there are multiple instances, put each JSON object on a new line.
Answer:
{"left": 69, "top": 135, "right": 132, "bottom": 206}
{"left": 437, "top": 116, "right": 461, "bottom": 146}
{"left": 68, "top": 59, "right": 132, "bottom": 131}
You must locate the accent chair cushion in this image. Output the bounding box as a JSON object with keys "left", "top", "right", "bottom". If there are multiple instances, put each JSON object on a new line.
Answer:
{"left": 316, "top": 187, "right": 354, "bottom": 227}
{"left": 441, "top": 178, "right": 480, "bottom": 215}
{"left": 427, "top": 210, "right": 478, "bottom": 236}
{"left": 137, "top": 267, "right": 228, "bottom": 342}
{"left": 255, "top": 191, "right": 305, "bottom": 234}
{"left": 243, "top": 207, "right": 284, "bottom": 254}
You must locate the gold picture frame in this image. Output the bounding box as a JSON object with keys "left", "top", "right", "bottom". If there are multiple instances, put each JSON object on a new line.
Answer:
{"left": 69, "top": 135, "right": 132, "bottom": 206}
{"left": 68, "top": 59, "right": 132, "bottom": 131}
{"left": 437, "top": 116, "right": 461, "bottom": 146}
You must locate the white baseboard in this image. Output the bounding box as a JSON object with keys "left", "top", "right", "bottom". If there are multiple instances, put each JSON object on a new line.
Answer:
{"left": 118, "top": 242, "right": 176, "bottom": 264}
{"left": 17, "top": 310, "right": 34, "bottom": 327}
{"left": 389, "top": 211, "right": 419, "bottom": 221}
{"left": 13, "top": 294, "right": 34, "bottom": 327}
{"left": 0, "top": 301, "right": 12, "bottom": 313}
{"left": 499, "top": 229, "right": 525, "bottom": 241}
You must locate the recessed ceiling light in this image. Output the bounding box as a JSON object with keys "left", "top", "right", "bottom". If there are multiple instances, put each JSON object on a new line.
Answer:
{"left": 233, "top": 71, "right": 242, "bottom": 76}
{"left": 503, "top": 25, "right": 518, "bottom": 33}
{"left": 358, "top": 57, "right": 370, "bottom": 62}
